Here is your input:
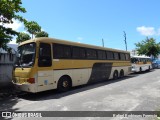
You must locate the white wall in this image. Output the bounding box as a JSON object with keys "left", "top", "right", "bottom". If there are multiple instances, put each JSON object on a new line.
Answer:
{"left": 0, "top": 53, "right": 16, "bottom": 86}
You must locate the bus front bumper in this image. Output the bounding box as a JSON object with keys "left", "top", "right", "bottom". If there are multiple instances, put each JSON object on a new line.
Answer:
{"left": 12, "top": 82, "right": 37, "bottom": 93}
{"left": 131, "top": 68, "right": 136, "bottom": 72}
{"left": 131, "top": 68, "right": 139, "bottom": 72}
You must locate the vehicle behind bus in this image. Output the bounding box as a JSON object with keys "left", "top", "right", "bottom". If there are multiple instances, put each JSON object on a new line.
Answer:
{"left": 131, "top": 56, "right": 152, "bottom": 72}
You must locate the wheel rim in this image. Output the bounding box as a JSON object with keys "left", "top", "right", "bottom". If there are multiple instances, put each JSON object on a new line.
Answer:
{"left": 62, "top": 80, "right": 68, "bottom": 88}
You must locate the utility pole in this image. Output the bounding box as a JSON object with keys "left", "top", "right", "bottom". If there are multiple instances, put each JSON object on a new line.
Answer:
{"left": 123, "top": 31, "right": 127, "bottom": 51}
{"left": 102, "top": 38, "right": 104, "bottom": 47}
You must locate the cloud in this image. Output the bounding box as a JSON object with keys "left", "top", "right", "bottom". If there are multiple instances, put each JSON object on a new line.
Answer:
{"left": 157, "top": 28, "right": 160, "bottom": 36}
{"left": 9, "top": 39, "right": 17, "bottom": 44}
{"left": 136, "top": 26, "right": 156, "bottom": 36}
{"left": 21, "top": 30, "right": 30, "bottom": 35}
{"left": 41, "top": 28, "right": 45, "bottom": 31}
{"left": 0, "top": 19, "right": 23, "bottom": 44}
{"left": 1, "top": 19, "right": 23, "bottom": 31}
{"left": 77, "top": 37, "right": 83, "bottom": 40}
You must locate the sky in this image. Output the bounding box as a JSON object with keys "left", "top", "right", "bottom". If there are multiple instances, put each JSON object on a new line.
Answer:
{"left": 7, "top": 0, "right": 160, "bottom": 51}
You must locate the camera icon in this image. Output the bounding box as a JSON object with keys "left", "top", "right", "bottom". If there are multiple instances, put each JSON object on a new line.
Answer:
{"left": 2, "top": 112, "right": 12, "bottom": 118}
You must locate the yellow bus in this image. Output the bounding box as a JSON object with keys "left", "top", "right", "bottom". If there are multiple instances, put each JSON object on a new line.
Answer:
{"left": 13, "top": 37, "right": 131, "bottom": 93}
{"left": 131, "top": 56, "right": 152, "bottom": 72}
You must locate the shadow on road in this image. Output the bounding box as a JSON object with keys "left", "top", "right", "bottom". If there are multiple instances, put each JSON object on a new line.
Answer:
{"left": 130, "top": 69, "right": 154, "bottom": 77}
{"left": 18, "top": 70, "right": 156, "bottom": 101}
{"left": 0, "top": 84, "right": 20, "bottom": 120}
{"left": 0, "top": 69, "right": 155, "bottom": 119}
{"left": 17, "top": 70, "right": 151, "bottom": 101}
{"left": 18, "top": 70, "right": 154, "bottom": 101}
{"left": 18, "top": 70, "right": 155, "bottom": 101}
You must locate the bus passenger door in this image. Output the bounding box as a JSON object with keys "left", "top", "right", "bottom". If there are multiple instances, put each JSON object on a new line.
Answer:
{"left": 37, "top": 43, "right": 54, "bottom": 92}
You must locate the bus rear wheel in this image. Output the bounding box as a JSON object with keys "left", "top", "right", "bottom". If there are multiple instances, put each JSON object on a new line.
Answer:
{"left": 113, "top": 70, "right": 118, "bottom": 80}
{"left": 120, "top": 69, "right": 124, "bottom": 78}
{"left": 148, "top": 66, "right": 151, "bottom": 71}
{"left": 57, "top": 76, "right": 72, "bottom": 92}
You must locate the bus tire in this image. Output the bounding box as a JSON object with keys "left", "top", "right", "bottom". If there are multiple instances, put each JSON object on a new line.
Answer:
{"left": 148, "top": 66, "right": 150, "bottom": 71}
{"left": 113, "top": 70, "right": 118, "bottom": 80}
{"left": 120, "top": 69, "right": 124, "bottom": 78}
{"left": 140, "top": 67, "right": 142, "bottom": 72}
{"left": 57, "top": 76, "right": 72, "bottom": 92}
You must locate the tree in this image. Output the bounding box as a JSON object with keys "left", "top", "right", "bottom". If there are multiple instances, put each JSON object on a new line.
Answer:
{"left": 16, "top": 32, "right": 31, "bottom": 44}
{"left": 35, "top": 31, "right": 49, "bottom": 38}
{"left": 0, "top": 0, "right": 26, "bottom": 51}
{"left": 135, "top": 37, "right": 160, "bottom": 58}
{"left": 24, "top": 21, "right": 41, "bottom": 39}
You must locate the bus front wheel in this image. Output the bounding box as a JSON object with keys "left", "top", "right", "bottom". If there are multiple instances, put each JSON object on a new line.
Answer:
{"left": 57, "top": 76, "right": 72, "bottom": 92}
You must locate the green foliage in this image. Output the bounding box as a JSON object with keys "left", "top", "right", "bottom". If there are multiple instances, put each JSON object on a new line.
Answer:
{"left": 0, "top": 0, "right": 49, "bottom": 52}
{"left": 35, "top": 31, "right": 49, "bottom": 38}
{"left": 16, "top": 32, "right": 31, "bottom": 44}
{"left": 135, "top": 37, "right": 160, "bottom": 58}
{"left": 0, "top": 0, "right": 26, "bottom": 51}
{"left": 0, "top": 0, "right": 26, "bottom": 24}
{"left": 24, "top": 21, "right": 41, "bottom": 38}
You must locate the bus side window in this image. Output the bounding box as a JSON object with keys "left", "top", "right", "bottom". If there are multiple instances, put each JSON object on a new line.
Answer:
{"left": 131, "top": 58, "right": 138, "bottom": 63}
{"left": 106, "top": 51, "right": 114, "bottom": 60}
{"left": 72, "top": 47, "right": 86, "bottom": 59}
{"left": 97, "top": 50, "right": 106, "bottom": 60}
{"left": 63, "top": 46, "right": 71, "bottom": 58}
{"left": 53, "top": 44, "right": 63, "bottom": 58}
{"left": 131, "top": 58, "right": 135, "bottom": 63}
{"left": 113, "top": 52, "right": 119, "bottom": 60}
{"left": 143, "top": 58, "right": 147, "bottom": 64}
{"left": 137, "top": 58, "right": 140, "bottom": 63}
{"left": 53, "top": 44, "right": 71, "bottom": 59}
{"left": 120, "top": 53, "right": 126, "bottom": 60}
{"left": 125, "top": 54, "right": 130, "bottom": 61}
{"left": 86, "top": 49, "right": 97, "bottom": 59}
{"left": 38, "top": 43, "right": 52, "bottom": 67}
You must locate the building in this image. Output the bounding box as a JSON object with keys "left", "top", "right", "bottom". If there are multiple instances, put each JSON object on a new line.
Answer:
{"left": 0, "top": 44, "right": 17, "bottom": 87}
{"left": 130, "top": 50, "right": 138, "bottom": 57}
{"left": 130, "top": 49, "right": 160, "bottom": 60}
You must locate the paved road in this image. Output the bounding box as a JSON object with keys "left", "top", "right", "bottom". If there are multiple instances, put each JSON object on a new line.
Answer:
{"left": 0, "top": 69, "right": 160, "bottom": 120}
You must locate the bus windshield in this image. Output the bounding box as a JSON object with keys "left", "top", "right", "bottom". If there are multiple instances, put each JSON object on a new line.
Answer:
{"left": 131, "top": 58, "right": 138, "bottom": 63}
{"left": 16, "top": 42, "right": 36, "bottom": 67}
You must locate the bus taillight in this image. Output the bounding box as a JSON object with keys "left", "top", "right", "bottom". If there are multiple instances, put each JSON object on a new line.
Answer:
{"left": 27, "top": 78, "right": 35, "bottom": 84}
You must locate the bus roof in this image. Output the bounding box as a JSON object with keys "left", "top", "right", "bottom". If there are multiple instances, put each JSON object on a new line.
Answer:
{"left": 131, "top": 55, "right": 151, "bottom": 58}
{"left": 19, "top": 37, "right": 129, "bottom": 53}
